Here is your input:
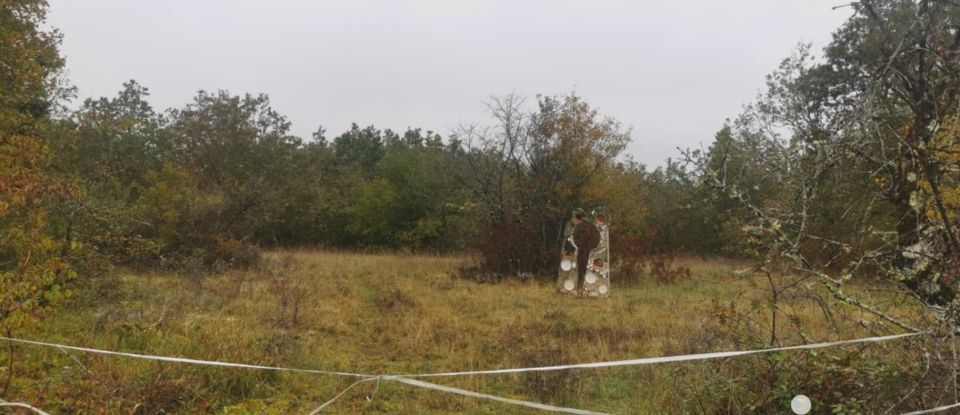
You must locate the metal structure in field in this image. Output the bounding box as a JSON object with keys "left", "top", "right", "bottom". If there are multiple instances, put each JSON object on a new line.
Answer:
{"left": 557, "top": 208, "right": 610, "bottom": 297}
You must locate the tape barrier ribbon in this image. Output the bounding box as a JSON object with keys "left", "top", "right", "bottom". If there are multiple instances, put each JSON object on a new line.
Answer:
{"left": 0, "top": 332, "right": 927, "bottom": 414}
{"left": 388, "top": 376, "right": 612, "bottom": 415}
{"left": 0, "top": 336, "right": 373, "bottom": 378}
{"left": 899, "top": 402, "right": 960, "bottom": 415}
{"left": 395, "top": 332, "right": 924, "bottom": 378}
{"left": 1, "top": 332, "right": 923, "bottom": 379}
{"left": 0, "top": 399, "right": 52, "bottom": 415}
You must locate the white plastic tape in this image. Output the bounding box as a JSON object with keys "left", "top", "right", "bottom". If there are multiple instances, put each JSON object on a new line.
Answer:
{"left": 389, "top": 376, "right": 612, "bottom": 415}
{"left": 0, "top": 331, "right": 927, "bottom": 415}
{"left": 0, "top": 400, "right": 51, "bottom": 415}
{"left": 0, "top": 336, "right": 372, "bottom": 378}
{"left": 900, "top": 402, "right": 960, "bottom": 415}
{"left": 396, "top": 332, "right": 924, "bottom": 378}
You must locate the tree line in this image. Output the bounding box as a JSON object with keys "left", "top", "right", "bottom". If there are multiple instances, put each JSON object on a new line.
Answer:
{"left": 4, "top": 0, "right": 960, "bottom": 331}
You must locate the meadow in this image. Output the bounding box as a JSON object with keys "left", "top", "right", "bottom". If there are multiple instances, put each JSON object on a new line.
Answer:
{"left": 3, "top": 251, "right": 932, "bottom": 414}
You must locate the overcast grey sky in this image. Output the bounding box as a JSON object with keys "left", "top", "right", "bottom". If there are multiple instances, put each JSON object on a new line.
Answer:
{"left": 47, "top": 0, "right": 851, "bottom": 167}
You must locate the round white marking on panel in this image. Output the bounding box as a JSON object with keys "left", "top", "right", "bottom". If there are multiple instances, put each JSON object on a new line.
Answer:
{"left": 585, "top": 271, "right": 597, "bottom": 284}
{"left": 563, "top": 279, "right": 575, "bottom": 291}
{"left": 598, "top": 284, "right": 608, "bottom": 294}
{"left": 560, "top": 259, "right": 573, "bottom": 271}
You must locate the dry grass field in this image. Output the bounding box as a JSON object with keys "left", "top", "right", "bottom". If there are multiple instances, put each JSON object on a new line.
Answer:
{"left": 3, "top": 251, "right": 931, "bottom": 414}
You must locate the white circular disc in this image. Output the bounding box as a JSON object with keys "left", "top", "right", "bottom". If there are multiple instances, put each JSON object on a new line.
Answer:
{"left": 790, "top": 395, "right": 811, "bottom": 415}
{"left": 585, "top": 271, "right": 597, "bottom": 284}
{"left": 598, "top": 284, "right": 608, "bottom": 294}
{"left": 560, "top": 259, "right": 572, "bottom": 271}
{"left": 563, "top": 279, "right": 575, "bottom": 291}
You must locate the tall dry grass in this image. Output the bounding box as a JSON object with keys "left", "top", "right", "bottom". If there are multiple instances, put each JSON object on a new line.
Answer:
{"left": 0, "top": 250, "right": 938, "bottom": 414}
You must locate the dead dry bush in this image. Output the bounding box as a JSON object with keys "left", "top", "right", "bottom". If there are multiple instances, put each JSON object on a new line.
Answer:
{"left": 265, "top": 255, "right": 307, "bottom": 329}
{"left": 456, "top": 254, "right": 538, "bottom": 284}
{"left": 610, "top": 232, "right": 649, "bottom": 285}
{"left": 135, "top": 235, "right": 261, "bottom": 274}
{"left": 474, "top": 215, "right": 549, "bottom": 277}
{"left": 372, "top": 288, "right": 418, "bottom": 312}
{"left": 647, "top": 253, "right": 692, "bottom": 285}
{"left": 50, "top": 366, "right": 198, "bottom": 414}
{"left": 612, "top": 231, "right": 691, "bottom": 285}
